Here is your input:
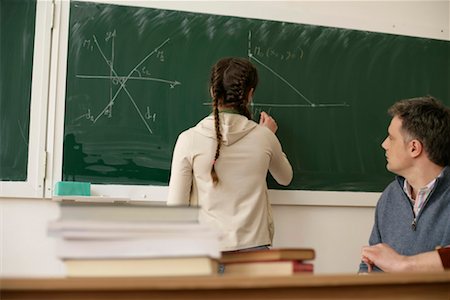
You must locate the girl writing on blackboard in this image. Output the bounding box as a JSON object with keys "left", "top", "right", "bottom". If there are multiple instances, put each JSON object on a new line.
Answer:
{"left": 167, "top": 57, "right": 293, "bottom": 252}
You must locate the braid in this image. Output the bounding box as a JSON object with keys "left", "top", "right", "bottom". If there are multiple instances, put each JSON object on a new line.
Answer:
{"left": 222, "top": 60, "right": 256, "bottom": 119}
{"left": 211, "top": 102, "right": 221, "bottom": 185}
{"left": 208, "top": 57, "right": 259, "bottom": 185}
{"left": 237, "top": 72, "right": 252, "bottom": 119}
{"left": 210, "top": 63, "right": 225, "bottom": 185}
{"left": 239, "top": 102, "right": 252, "bottom": 119}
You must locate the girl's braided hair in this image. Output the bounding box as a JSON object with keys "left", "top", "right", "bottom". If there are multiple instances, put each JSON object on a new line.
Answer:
{"left": 209, "top": 57, "right": 258, "bottom": 185}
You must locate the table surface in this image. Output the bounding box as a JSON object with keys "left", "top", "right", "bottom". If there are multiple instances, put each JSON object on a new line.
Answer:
{"left": 2, "top": 272, "right": 450, "bottom": 300}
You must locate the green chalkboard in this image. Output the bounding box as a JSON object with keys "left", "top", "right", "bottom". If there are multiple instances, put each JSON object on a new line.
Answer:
{"left": 63, "top": 1, "right": 449, "bottom": 191}
{"left": 0, "top": 0, "right": 37, "bottom": 181}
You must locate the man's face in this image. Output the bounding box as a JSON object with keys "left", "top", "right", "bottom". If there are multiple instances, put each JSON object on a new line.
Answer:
{"left": 381, "top": 116, "right": 413, "bottom": 176}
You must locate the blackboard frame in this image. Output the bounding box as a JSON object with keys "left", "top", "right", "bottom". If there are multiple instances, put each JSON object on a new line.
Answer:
{"left": 45, "top": 0, "right": 448, "bottom": 205}
{"left": 0, "top": 1, "right": 52, "bottom": 198}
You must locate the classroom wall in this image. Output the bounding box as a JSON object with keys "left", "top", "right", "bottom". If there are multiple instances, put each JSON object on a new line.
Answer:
{"left": 0, "top": 197, "right": 374, "bottom": 276}
{"left": 1, "top": 0, "right": 448, "bottom": 277}
{"left": 272, "top": 205, "right": 375, "bottom": 273}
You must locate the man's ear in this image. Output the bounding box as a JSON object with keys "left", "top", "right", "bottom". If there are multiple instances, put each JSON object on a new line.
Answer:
{"left": 409, "top": 139, "right": 423, "bottom": 158}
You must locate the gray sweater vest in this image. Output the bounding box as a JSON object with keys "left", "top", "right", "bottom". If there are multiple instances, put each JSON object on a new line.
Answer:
{"left": 359, "top": 167, "right": 450, "bottom": 272}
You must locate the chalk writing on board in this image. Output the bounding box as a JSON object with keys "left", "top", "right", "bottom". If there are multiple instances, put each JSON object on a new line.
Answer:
{"left": 251, "top": 45, "right": 304, "bottom": 61}
{"left": 247, "top": 31, "right": 348, "bottom": 109}
{"left": 202, "top": 31, "right": 349, "bottom": 111}
{"left": 74, "top": 31, "right": 181, "bottom": 134}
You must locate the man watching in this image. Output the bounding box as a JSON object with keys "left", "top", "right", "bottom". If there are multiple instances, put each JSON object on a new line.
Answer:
{"left": 359, "top": 96, "right": 450, "bottom": 273}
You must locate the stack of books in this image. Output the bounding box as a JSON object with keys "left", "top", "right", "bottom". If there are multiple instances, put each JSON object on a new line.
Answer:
{"left": 49, "top": 200, "right": 221, "bottom": 277}
{"left": 220, "top": 248, "right": 315, "bottom": 276}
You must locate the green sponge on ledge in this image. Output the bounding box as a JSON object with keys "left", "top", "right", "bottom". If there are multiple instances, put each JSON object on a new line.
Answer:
{"left": 54, "top": 181, "right": 91, "bottom": 196}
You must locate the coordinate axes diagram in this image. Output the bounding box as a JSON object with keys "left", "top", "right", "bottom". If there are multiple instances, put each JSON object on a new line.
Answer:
{"left": 247, "top": 31, "right": 348, "bottom": 109}
{"left": 74, "top": 30, "right": 181, "bottom": 134}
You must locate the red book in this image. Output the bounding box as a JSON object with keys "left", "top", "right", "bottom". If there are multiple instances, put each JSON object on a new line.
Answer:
{"left": 220, "top": 248, "right": 315, "bottom": 276}
{"left": 223, "top": 260, "right": 314, "bottom": 276}
{"left": 220, "top": 248, "right": 315, "bottom": 264}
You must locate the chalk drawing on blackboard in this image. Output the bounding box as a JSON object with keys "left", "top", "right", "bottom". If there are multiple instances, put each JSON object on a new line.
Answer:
{"left": 74, "top": 31, "right": 181, "bottom": 134}
{"left": 247, "top": 31, "right": 348, "bottom": 109}
{"left": 202, "top": 31, "right": 349, "bottom": 110}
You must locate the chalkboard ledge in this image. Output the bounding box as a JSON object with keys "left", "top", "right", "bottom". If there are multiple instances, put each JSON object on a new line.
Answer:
{"left": 51, "top": 189, "right": 380, "bottom": 207}
{"left": 52, "top": 196, "right": 131, "bottom": 203}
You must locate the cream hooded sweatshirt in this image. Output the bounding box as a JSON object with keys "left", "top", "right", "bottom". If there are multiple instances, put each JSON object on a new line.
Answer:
{"left": 167, "top": 113, "right": 292, "bottom": 251}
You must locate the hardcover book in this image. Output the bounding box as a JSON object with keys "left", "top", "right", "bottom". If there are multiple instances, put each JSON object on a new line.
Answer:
{"left": 57, "top": 201, "right": 199, "bottom": 223}
{"left": 220, "top": 248, "right": 315, "bottom": 264}
{"left": 64, "top": 256, "right": 218, "bottom": 277}
{"left": 224, "top": 260, "right": 314, "bottom": 276}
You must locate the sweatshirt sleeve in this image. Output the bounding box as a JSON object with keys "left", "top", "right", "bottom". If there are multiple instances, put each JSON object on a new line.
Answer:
{"left": 267, "top": 132, "right": 293, "bottom": 186}
{"left": 167, "top": 132, "right": 193, "bottom": 206}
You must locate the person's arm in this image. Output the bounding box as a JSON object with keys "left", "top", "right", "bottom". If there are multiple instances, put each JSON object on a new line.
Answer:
{"left": 167, "top": 132, "right": 193, "bottom": 206}
{"left": 361, "top": 243, "right": 445, "bottom": 272}
{"left": 359, "top": 201, "right": 383, "bottom": 273}
{"left": 259, "top": 112, "right": 278, "bottom": 133}
{"left": 260, "top": 112, "right": 293, "bottom": 186}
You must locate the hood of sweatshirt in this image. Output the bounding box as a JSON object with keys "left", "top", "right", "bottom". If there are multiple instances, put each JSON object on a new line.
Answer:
{"left": 193, "top": 113, "right": 257, "bottom": 146}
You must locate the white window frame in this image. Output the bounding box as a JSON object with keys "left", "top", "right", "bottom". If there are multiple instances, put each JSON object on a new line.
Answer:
{"left": 0, "top": 0, "right": 53, "bottom": 199}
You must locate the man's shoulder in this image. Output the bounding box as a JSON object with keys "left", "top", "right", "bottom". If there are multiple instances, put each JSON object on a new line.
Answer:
{"left": 377, "top": 178, "right": 404, "bottom": 204}
{"left": 381, "top": 177, "right": 403, "bottom": 194}
{"left": 438, "top": 166, "right": 450, "bottom": 183}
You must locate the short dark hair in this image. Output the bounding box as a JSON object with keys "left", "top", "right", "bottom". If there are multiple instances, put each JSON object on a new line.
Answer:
{"left": 388, "top": 96, "right": 450, "bottom": 166}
